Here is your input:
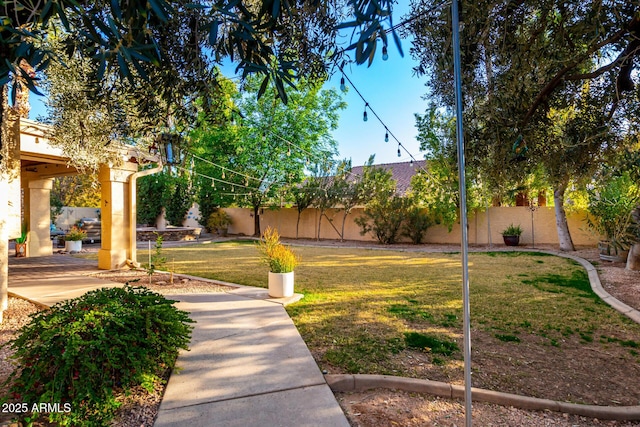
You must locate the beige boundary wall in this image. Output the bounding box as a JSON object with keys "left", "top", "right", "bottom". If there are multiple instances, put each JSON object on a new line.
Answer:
{"left": 222, "top": 206, "right": 600, "bottom": 246}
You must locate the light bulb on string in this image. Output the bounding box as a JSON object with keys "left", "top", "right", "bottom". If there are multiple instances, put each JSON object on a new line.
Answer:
{"left": 397, "top": 145, "right": 401, "bottom": 157}
{"left": 340, "top": 76, "right": 346, "bottom": 92}
{"left": 410, "top": 158, "right": 414, "bottom": 167}
{"left": 222, "top": 171, "right": 225, "bottom": 179}
{"left": 363, "top": 103, "right": 368, "bottom": 122}
{"left": 384, "top": 131, "right": 389, "bottom": 142}
{"left": 382, "top": 45, "right": 389, "bottom": 61}
{"left": 287, "top": 146, "right": 291, "bottom": 156}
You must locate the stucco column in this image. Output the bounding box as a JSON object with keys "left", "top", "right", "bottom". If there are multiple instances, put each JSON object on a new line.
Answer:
{"left": 26, "top": 178, "right": 54, "bottom": 257}
{"left": 0, "top": 180, "right": 9, "bottom": 320}
{"left": 1, "top": 96, "right": 21, "bottom": 321}
{"left": 98, "top": 163, "right": 137, "bottom": 270}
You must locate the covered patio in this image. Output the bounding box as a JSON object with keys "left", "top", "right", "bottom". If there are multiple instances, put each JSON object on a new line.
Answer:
{"left": 1, "top": 115, "right": 160, "bottom": 320}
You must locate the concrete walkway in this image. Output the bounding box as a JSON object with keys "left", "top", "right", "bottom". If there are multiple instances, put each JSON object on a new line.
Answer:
{"left": 7, "top": 254, "right": 349, "bottom": 427}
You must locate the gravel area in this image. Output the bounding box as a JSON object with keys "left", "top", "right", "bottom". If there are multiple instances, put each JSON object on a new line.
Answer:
{"left": 1, "top": 244, "right": 639, "bottom": 426}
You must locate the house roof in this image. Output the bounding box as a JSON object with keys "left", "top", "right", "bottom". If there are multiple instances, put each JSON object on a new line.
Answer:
{"left": 350, "top": 160, "right": 427, "bottom": 195}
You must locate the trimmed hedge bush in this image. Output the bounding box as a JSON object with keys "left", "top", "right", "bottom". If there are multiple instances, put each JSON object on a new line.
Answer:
{"left": 2, "top": 285, "right": 194, "bottom": 426}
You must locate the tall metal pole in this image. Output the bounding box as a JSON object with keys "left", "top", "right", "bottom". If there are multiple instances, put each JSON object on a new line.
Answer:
{"left": 451, "top": 1, "right": 473, "bottom": 425}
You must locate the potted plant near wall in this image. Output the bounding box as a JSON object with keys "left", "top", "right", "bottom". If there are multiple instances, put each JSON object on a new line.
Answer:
{"left": 501, "top": 224, "right": 523, "bottom": 246}
{"left": 586, "top": 174, "right": 639, "bottom": 262}
{"left": 257, "top": 227, "right": 299, "bottom": 298}
{"left": 207, "top": 210, "right": 233, "bottom": 236}
{"left": 64, "top": 226, "right": 87, "bottom": 252}
{"left": 14, "top": 228, "right": 28, "bottom": 257}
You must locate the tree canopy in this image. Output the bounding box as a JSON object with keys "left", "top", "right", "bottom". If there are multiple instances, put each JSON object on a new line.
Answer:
{"left": 190, "top": 75, "right": 345, "bottom": 235}
{"left": 1, "top": 1, "right": 406, "bottom": 172}
{"left": 408, "top": 0, "right": 640, "bottom": 249}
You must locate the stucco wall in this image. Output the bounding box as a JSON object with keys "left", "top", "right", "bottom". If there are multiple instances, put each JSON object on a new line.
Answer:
{"left": 222, "top": 206, "right": 599, "bottom": 246}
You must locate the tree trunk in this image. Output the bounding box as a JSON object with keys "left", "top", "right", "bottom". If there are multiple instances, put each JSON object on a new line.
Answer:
{"left": 316, "top": 208, "right": 323, "bottom": 241}
{"left": 296, "top": 210, "right": 302, "bottom": 239}
{"left": 340, "top": 211, "right": 348, "bottom": 243}
{"left": 553, "top": 181, "right": 575, "bottom": 251}
{"left": 253, "top": 205, "right": 260, "bottom": 237}
{"left": 626, "top": 243, "right": 640, "bottom": 271}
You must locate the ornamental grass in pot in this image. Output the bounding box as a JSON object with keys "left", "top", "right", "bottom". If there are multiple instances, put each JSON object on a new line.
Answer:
{"left": 501, "top": 223, "right": 522, "bottom": 246}
{"left": 257, "top": 227, "right": 299, "bottom": 297}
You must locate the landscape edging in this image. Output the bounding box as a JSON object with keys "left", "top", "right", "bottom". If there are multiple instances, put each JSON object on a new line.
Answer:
{"left": 325, "top": 374, "right": 640, "bottom": 421}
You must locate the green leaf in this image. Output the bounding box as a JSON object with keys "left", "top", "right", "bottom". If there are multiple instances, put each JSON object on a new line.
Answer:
{"left": 272, "top": 0, "right": 280, "bottom": 18}
{"left": 257, "top": 74, "right": 270, "bottom": 99}
{"left": 147, "top": 0, "right": 169, "bottom": 22}
{"left": 209, "top": 20, "right": 220, "bottom": 45}
{"left": 110, "top": 0, "right": 122, "bottom": 20}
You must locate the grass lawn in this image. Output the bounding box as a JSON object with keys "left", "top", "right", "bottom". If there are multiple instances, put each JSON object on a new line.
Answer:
{"left": 139, "top": 242, "right": 640, "bottom": 389}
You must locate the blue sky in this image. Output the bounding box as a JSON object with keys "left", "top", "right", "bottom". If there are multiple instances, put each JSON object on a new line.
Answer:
{"left": 325, "top": 45, "right": 428, "bottom": 167}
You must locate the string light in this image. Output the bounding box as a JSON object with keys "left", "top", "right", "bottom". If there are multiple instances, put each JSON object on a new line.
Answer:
{"left": 189, "top": 152, "right": 266, "bottom": 185}
{"left": 384, "top": 130, "right": 389, "bottom": 142}
{"left": 382, "top": 45, "right": 389, "bottom": 61}
{"left": 337, "top": 65, "right": 433, "bottom": 176}
{"left": 363, "top": 103, "right": 368, "bottom": 122}
{"left": 340, "top": 76, "right": 347, "bottom": 92}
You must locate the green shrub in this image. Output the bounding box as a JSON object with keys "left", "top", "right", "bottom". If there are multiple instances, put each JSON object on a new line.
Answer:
{"left": 2, "top": 286, "right": 194, "bottom": 426}
{"left": 355, "top": 194, "right": 411, "bottom": 244}
{"left": 207, "top": 209, "right": 233, "bottom": 233}
{"left": 402, "top": 207, "right": 433, "bottom": 244}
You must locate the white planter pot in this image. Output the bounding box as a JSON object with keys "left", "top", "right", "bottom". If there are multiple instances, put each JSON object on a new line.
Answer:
{"left": 268, "top": 271, "right": 294, "bottom": 298}
{"left": 65, "top": 240, "right": 82, "bottom": 252}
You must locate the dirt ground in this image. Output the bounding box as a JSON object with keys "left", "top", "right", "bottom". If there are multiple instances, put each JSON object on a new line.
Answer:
{"left": 2, "top": 244, "right": 640, "bottom": 426}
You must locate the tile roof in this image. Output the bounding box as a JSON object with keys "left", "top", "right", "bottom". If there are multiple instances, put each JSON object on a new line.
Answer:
{"left": 350, "top": 160, "right": 427, "bottom": 195}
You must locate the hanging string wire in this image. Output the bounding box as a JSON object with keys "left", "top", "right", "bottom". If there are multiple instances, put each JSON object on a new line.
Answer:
{"left": 266, "top": 130, "right": 368, "bottom": 182}
{"left": 337, "top": 65, "right": 424, "bottom": 164}
{"left": 189, "top": 152, "right": 266, "bottom": 184}
{"left": 337, "top": 65, "right": 435, "bottom": 179}
{"left": 175, "top": 165, "right": 259, "bottom": 191}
